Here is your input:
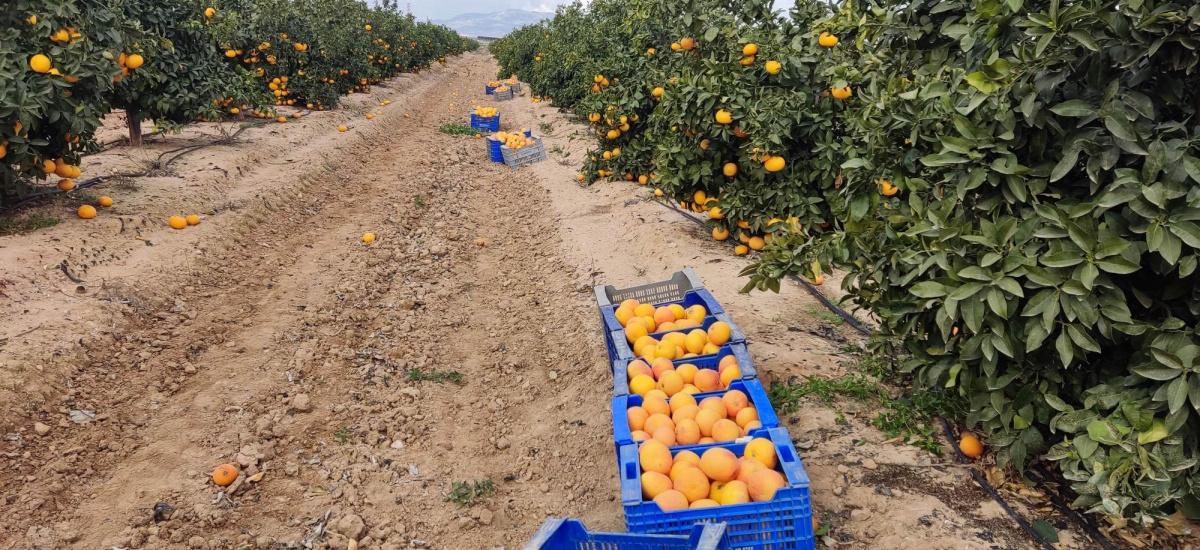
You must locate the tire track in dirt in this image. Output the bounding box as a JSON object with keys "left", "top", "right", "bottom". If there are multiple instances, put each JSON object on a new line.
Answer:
{"left": 5, "top": 53, "right": 619, "bottom": 550}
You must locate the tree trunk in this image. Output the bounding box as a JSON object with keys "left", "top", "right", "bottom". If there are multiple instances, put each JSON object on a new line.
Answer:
{"left": 127, "top": 111, "right": 142, "bottom": 147}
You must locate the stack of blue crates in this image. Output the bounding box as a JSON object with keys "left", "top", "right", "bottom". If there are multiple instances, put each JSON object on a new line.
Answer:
{"left": 595, "top": 268, "right": 815, "bottom": 550}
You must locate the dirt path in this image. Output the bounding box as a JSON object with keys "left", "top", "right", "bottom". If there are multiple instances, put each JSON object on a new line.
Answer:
{"left": 0, "top": 52, "right": 1094, "bottom": 550}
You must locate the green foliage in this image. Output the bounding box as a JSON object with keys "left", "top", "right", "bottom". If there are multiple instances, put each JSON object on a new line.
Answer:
{"left": 1, "top": 0, "right": 139, "bottom": 205}
{"left": 446, "top": 478, "right": 493, "bottom": 508}
{"left": 743, "top": 0, "right": 1200, "bottom": 521}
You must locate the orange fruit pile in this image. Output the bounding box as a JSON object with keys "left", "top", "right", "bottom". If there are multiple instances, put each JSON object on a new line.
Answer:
{"left": 639, "top": 438, "right": 786, "bottom": 510}
{"left": 627, "top": 388, "right": 761, "bottom": 446}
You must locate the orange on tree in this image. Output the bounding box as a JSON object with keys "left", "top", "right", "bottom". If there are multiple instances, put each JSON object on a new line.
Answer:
{"left": 742, "top": 43, "right": 758, "bottom": 56}
{"left": 765, "top": 60, "right": 781, "bottom": 74}
{"left": 723, "top": 163, "right": 738, "bottom": 177}
{"left": 680, "top": 37, "right": 695, "bottom": 50}
{"left": 30, "top": 54, "right": 52, "bottom": 73}
{"left": 819, "top": 32, "right": 839, "bottom": 47}
{"left": 715, "top": 109, "right": 733, "bottom": 124}
{"left": 764, "top": 156, "right": 786, "bottom": 172}
{"left": 831, "top": 86, "right": 852, "bottom": 100}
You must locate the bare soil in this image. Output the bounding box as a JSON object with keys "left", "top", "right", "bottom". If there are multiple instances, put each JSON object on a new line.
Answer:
{"left": 0, "top": 51, "right": 1139, "bottom": 550}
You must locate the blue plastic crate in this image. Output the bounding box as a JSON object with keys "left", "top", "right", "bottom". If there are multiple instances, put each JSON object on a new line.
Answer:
{"left": 605, "top": 313, "right": 746, "bottom": 365}
{"left": 611, "top": 378, "right": 780, "bottom": 450}
{"left": 601, "top": 290, "right": 735, "bottom": 362}
{"left": 613, "top": 343, "right": 757, "bottom": 397}
{"left": 486, "top": 137, "right": 504, "bottom": 163}
{"left": 619, "top": 428, "right": 814, "bottom": 550}
{"left": 524, "top": 518, "right": 732, "bottom": 550}
{"left": 486, "top": 84, "right": 498, "bottom": 95}
{"left": 471, "top": 113, "right": 500, "bottom": 132}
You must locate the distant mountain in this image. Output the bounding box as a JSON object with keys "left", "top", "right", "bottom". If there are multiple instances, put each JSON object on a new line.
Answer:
{"left": 435, "top": 9, "right": 551, "bottom": 38}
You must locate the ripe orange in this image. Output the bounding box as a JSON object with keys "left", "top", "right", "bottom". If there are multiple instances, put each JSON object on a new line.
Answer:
{"left": 744, "top": 437, "right": 777, "bottom": 469}
{"left": 764, "top": 156, "right": 786, "bottom": 172}
{"left": 712, "top": 226, "right": 729, "bottom": 241}
{"left": 97, "top": 196, "right": 114, "bottom": 207}
{"left": 830, "top": 86, "right": 852, "bottom": 100}
{"left": 212, "top": 463, "right": 238, "bottom": 486}
{"left": 680, "top": 37, "right": 695, "bottom": 50}
{"left": 639, "top": 440, "right": 673, "bottom": 475}
{"left": 714, "top": 109, "right": 732, "bottom": 124}
{"left": 742, "top": 43, "right": 758, "bottom": 56}
{"left": 186, "top": 214, "right": 201, "bottom": 226}
{"left": 126, "top": 54, "right": 144, "bottom": 69}
{"left": 57, "top": 179, "right": 74, "bottom": 191}
{"left": 641, "top": 471, "right": 672, "bottom": 499}
{"left": 699, "top": 447, "right": 739, "bottom": 482}
{"left": 653, "top": 489, "right": 689, "bottom": 511}
{"left": 734, "top": 244, "right": 750, "bottom": 256}
{"left": 765, "top": 60, "right": 782, "bottom": 75}
{"left": 819, "top": 32, "right": 839, "bottom": 48}
{"left": 77, "top": 205, "right": 97, "bottom": 219}
{"left": 168, "top": 216, "right": 187, "bottom": 229}
{"left": 959, "top": 433, "right": 984, "bottom": 459}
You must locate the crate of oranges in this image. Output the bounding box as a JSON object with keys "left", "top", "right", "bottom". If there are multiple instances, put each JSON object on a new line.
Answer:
{"left": 497, "top": 132, "right": 546, "bottom": 168}
{"left": 618, "top": 428, "right": 814, "bottom": 550}
{"left": 485, "top": 80, "right": 501, "bottom": 94}
{"left": 470, "top": 106, "right": 500, "bottom": 132}
{"left": 493, "top": 85, "right": 514, "bottom": 101}
{"left": 612, "top": 377, "right": 779, "bottom": 450}
{"left": 612, "top": 342, "right": 757, "bottom": 397}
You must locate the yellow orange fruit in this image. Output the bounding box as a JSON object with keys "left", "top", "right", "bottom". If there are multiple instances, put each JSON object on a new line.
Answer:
{"left": 699, "top": 447, "right": 740, "bottom": 482}
{"left": 747, "top": 468, "right": 786, "bottom": 502}
{"left": 722, "top": 390, "right": 749, "bottom": 418}
{"left": 708, "top": 322, "right": 732, "bottom": 346}
{"left": 715, "top": 109, "right": 733, "bottom": 124}
{"left": 653, "top": 489, "right": 689, "bottom": 511}
{"left": 672, "top": 404, "right": 700, "bottom": 424}
{"left": 713, "top": 226, "right": 729, "bottom": 241}
{"left": 960, "top": 433, "right": 984, "bottom": 459}
{"left": 676, "top": 363, "right": 699, "bottom": 384}
{"left": 674, "top": 418, "right": 701, "bottom": 445}
{"left": 168, "top": 216, "right": 187, "bottom": 229}
{"left": 764, "top": 156, "right": 786, "bottom": 172}
{"left": 644, "top": 394, "right": 671, "bottom": 417}
{"left": 819, "top": 32, "right": 839, "bottom": 48}
{"left": 626, "top": 321, "right": 649, "bottom": 344}
{"left": 742, "top": 43, "right": 758, "bottom": 56}
{"left": 641, "top": 471, "right": 672, "bottom": 499}
{"left": 639, "top": 440, "right": 673, "bottom": 475}
{"left": 30, "top": 54, "right": 52, "bottom": 73}
{"left": 657, "top": 371, "right": 684, "bottom": 396}
{"left": 744, "top": 437, "right": 777, "bottom": 469}
{"left": 627, "top": 406, "right": 650, "bottom": 432}
{"left": 737, "top": 458, "right": 768, "bottom": 484}
{"left": 734, "top": 245, "right": 749, "bottom": 255}
{"left": 765, "top": 60, "right": 782, "bottom": 74}
{"left": 695, "top": 408, "right": 721, "bottom": 437}
{"left": 77, "top": 205, "right": 97, "bottom": 219}
{"left": 97, "top": 196, "right": 114, "bottom": 207}
{"left": 711, "top": 419, "right": 740, "bottom": 441}
{"left": 651, "top": 425, "right": 677, "bottom": 446}
{"left": 694, "top": 369, "right": 721, "bottom": 392}
{"left": 630, "top": 374, "right": 657, "bottom": 396}
{"left": 735, "top": 406, "right": 759, "bottom": 429}
{"left": 672, "top": 462, "right": 710, "bottom": 503}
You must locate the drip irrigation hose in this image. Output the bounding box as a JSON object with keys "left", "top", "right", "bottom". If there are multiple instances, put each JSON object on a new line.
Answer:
{"left": 2, "top": 118, "right": 273, "bottom": 214}
{"left": 647, "top": 195, "right": 1118, "bottom": 549}
{"left": 1027, "top": 466, "right": 1121, "bottom": 550}
{"left": 648, "top": 198, "right": 874, "bottom": 334}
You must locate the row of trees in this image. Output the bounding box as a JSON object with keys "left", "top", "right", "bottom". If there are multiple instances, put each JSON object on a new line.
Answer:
{"left": 492, "top": 0, "right": 1200, "bottom": 525}
{"left": 2, "top": 0, "right": 476, "bottom": 206}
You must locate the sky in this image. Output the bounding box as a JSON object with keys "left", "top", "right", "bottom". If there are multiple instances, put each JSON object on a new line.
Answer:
{"left": 386, "top": 0, "right": 794, "bottom": 23}
{"left": 389, "top": 0, "right": 563, "bottom": 21}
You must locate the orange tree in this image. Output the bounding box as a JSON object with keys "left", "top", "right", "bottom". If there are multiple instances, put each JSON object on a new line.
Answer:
{"left": 1, "top": 0, "right": 140, "bottom": 205}
{"left": 642, "top": 0, "right": 850, "bottom": 255}
{"left": 745, "top": 0, "right": 1200, "bottom": 521}
{"left": 213, "top": 0, "right": 472, "bottom": 111}
{"left": 111, "top": 0, "right": 269, "bottom": 145}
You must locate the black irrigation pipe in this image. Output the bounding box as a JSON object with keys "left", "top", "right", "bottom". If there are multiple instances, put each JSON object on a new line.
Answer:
{"left": 938, "top": 418, "right": 1058, "bottom": 550}
{"left": 1027, "top": 466, "right": 1122, "bottom": 550}
{"left": 648, "top": 194, "right": 1124, "bottom": 550}
{"left": 648, "top": 197, "right": 874, "bottom": 334}
{"left": 2, "top": 118, "right": 275, "bottom": 214}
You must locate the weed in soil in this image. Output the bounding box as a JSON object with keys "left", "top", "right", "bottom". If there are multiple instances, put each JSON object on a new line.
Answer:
{"left": 446, "top": 478, "right": 494, "bottom": 509}
{"left": 0, "top": 214, "right": 59, "bottom": 236}
{"left": 406, "top": 367, "right": 463, "bottom": 385}
{"left": 438, "top": 123, "right": 477, "bottom": 136}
